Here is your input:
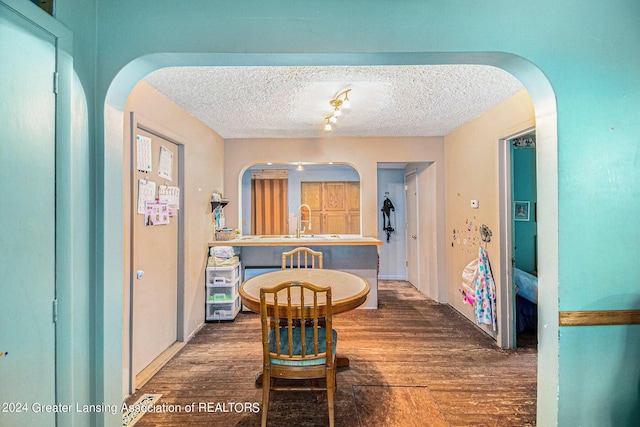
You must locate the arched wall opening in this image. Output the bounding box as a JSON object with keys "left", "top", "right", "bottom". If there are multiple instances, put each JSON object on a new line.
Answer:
{"left": 104, "top": 52, "right": 558, "bottom": 424}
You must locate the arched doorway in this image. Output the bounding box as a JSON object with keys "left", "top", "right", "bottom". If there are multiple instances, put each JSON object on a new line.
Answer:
{"left": 103, "top": 52, "right": 558, "bottom": 423}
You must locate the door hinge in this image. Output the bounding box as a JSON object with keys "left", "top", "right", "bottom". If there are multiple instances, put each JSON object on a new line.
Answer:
{"left": 406, "top": 260, "right": 409, "bottom": 267}
{"left": 52, "top": 299, "right": 58, "bottom": 323}
{"left": 53, "top": 71, "right": 59, "bottom": 94}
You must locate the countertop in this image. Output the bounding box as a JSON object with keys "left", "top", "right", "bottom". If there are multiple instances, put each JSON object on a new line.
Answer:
{"left": 209, "top": 234, "right": 382, "bottom": 247}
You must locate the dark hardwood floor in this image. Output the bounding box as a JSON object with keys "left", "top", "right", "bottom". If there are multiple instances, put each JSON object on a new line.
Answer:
{"left": 127, "top": 280, "right": 537, "bottom": 426}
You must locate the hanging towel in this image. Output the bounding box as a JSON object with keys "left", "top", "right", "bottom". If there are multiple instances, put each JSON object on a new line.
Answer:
{"left": 474, "top": 247, "right": 498, "bottom": 331}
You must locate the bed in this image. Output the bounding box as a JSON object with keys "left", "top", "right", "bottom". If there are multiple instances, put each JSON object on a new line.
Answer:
{"left": 514, "top": 268, "right": 538, "bottom": 333}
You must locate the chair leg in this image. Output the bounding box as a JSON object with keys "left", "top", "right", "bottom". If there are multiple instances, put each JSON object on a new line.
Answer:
{"left": 312, "top": 379, "right": 324, "bottom": 403}
{"left": 261, "top": 370, "right": 271, "bottom": 427}
{"left": 334, "top": 365, "right": 338, "bottom": 389}
{"left": 326, "top": 368, "right": 336, "bottom": 427}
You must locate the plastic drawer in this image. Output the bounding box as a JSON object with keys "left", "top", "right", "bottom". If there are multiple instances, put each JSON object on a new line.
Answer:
{"left": 206, "top": 300, "right": 239, "bottom": 321}
{"left": 205, "top": 262, "right": 241, "bottom": 285}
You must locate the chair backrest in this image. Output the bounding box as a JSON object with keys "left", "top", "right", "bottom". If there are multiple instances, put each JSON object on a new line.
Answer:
{"left": 260, "top": 280, "right": 333, "bottom": 366}
{"left": 281, "top": 247, "right": 323, "bottom": 269}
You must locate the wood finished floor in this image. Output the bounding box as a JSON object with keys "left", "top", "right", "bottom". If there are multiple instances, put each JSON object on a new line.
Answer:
{"left": 128, "top": 280, "right": 537, "bottom": 426}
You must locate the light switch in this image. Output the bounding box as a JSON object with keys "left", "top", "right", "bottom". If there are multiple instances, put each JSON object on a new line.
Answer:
{"left": 470, "top": 200, "right": 479, "bottom": 209}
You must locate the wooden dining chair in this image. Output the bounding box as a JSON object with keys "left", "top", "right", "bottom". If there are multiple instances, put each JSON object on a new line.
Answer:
{"left": 281, "top": 247, "right": 323, "bottom": 269}
{"left": 260, "top": 280, "right": 337, "bottom": 427}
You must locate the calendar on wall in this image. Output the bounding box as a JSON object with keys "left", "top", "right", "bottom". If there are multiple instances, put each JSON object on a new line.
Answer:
{"left": 136, "top": 134, "right": 153, "bottom": 172}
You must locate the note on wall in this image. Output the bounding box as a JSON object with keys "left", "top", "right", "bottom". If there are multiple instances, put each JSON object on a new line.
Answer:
{"left": 137, "top": 179, "right": 156, "bottom": 214}
{"left": 144, "top": 201, "right": 170, "bottom": 226}
{"left": 158, "top": 185, "right": 180, "bottom": 216}
{"left": 158, "top": 146, "right": 173, "bottom": 181}
{"left": 136, "top": 134, "right": 152, "bottom": 172}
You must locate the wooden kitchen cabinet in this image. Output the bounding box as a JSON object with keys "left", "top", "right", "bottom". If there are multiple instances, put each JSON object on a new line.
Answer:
{"left": 301, "top": 181, "right": 360, "bottom": 234}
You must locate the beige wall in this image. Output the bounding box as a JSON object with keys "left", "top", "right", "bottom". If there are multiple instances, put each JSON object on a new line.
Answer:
{"left": 122, "top": 81, "right": 224, "bottom": 389}
{"left": 223, "top": 137, "right": 444, "bottom": 237}
{"left": 444, "top": 89, "right": 534, "bottom": 337}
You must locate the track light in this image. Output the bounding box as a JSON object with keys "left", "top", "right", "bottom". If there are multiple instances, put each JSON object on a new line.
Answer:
{"left": 323, "top": 89, "right": 351, "bottom": 131}
{"left": 342, "top": 92, "right": 351, "bottom": 109}
{"left": 324, "top": 116, "right": 332, "bottom": 131}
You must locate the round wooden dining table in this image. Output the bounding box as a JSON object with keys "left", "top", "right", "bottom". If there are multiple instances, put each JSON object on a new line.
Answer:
{"left": 239, "top": 268, "right": 370, "bottom": 315}
{"left": 239, "top": 268, "right": 370, "bottom": 383}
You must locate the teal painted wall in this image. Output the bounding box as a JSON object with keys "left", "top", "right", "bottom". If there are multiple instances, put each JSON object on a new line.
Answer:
{"left": 7, "top": 0, "right": 633, "bottom": 425}
{"left": 513, "top": 148, "right": 537, "bottom": 273}
{"left": 560, "top": 324, "right": 640, "bottom": 426}
{"left": 53, "top": 1, "right": 100, "bottom": 425}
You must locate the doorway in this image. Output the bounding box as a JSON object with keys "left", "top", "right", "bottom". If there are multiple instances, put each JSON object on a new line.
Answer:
{"left": 405, "top": 170, "right": 420, "bottom": 291}
{"left": 127, "top": 117, "right": 185, "bottom": 393}
{"left": 105, "top": 52, "right": 559, "bottom": 423}
{"left": 251, "top": 172, "right": 288, "bottom": 235}
{"left": 498, "top": 128, "right": 537, "bottom": 348}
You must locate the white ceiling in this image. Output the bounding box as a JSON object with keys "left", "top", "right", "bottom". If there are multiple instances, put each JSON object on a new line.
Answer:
{"left": 143, "top": 65, "right": 524, "bottom": 139}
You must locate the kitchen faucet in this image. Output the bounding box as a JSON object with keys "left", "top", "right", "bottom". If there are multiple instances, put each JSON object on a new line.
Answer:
{"left": 296, "top": 204, "right": 312, "bottom": 238}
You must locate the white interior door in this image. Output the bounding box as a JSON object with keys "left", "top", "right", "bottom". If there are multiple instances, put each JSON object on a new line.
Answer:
{"left": 131, "top": 128, "right": 180, "bottom": 381}
{"left": 405, "top": 171, "right": 420, "bottom": 290}
{"left": 0, "top": 4, "right": 57, "bottom": 425}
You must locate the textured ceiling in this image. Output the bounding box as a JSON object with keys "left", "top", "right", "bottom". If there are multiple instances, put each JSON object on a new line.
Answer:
{"left": 143, "top": 65, "right": 524, "bottom": 139}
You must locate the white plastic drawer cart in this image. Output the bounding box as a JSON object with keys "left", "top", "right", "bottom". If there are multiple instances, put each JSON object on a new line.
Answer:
{"left": 205, "top": 261, "right": 241, "bottom": 321}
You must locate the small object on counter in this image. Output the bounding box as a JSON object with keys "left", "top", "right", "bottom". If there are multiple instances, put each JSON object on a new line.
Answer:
{"left": 215, "top": 229, "right": 235, "bottom": 241}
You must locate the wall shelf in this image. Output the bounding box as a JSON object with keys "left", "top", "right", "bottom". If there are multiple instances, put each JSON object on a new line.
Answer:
{"left": 211, "top": 199, "right": 229, "bottom": 212}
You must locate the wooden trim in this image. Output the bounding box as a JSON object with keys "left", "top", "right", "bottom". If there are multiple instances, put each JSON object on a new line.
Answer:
{"left": 559, "top": 310, "right": 640, "bottom": 326}
{"left": 251, "top": 169, "right": 288, "bottom": 179}
{"left": 135, "top": 341, "right": 186, "bottom": 389}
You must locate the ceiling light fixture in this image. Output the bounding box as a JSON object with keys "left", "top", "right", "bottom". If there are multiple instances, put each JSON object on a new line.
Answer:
{"left": 330, "top": 89, "right": 351, "bottom": 111}
{"left": 323, "top": 89, "right": 351, "bottom": 131}
{"left": 324, "top": 116, "right": 333, "bottom": 131}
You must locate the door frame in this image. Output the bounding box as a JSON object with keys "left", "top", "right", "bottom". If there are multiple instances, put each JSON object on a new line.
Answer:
{"left": 127, "top": 113, "right": 186, "bottom": 394}
{"left": 404, "top": 169, "right": 420, "bottom": 291}
{"left": 497, "top": 126, "right": 536, "bottom": 348}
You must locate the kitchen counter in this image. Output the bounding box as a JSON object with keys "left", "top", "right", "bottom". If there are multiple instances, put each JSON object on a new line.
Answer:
{"left": 209, "top": 234, "right": 382, "bottom": 247}
{"left": 209, "top": 235, "right": 380, "bottom": 309}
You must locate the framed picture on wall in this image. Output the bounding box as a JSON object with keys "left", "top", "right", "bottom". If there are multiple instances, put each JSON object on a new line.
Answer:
{"left": 514, "top": 201, "right": 530, "bottom": 221}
